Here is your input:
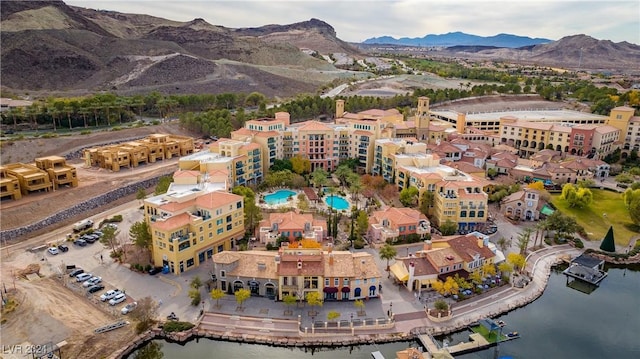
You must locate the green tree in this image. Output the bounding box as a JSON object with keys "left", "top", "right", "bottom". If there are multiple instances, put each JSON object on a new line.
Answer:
{"left": 234, "top": 288, "right": 251, "bottom": 310}
{"left": 419, "top": 191, "right": 435, "bottom": 216}
{"left": 190, "top": 276, "right": 203, "bottom": 290}
{"left": 623, "top": 188, "right": 640, "bottom": 225}
{"left": 210, "top": 288, "right": 225, "bottom": 308}
{"left": 154, "top": 176, "right": 173, "bottom": 195}
{"left": 271, "top": 159, "right": 293, "bottom": 172}
{"left": 356, "top": 210, "right": 368, "bottom": 236}
{"left": 516, "top": 227, "right": 533, "bottom": 255}
{"left": 379, "top": 243, "right": 397, "bottom": 274}
{"left": 305, "top": 291, "right": 323, "bottom": 316}
{"left": 546, "top": 211, "right": 579, "bottom": 240}
{"left": 136, "top": 188, "right": 147, "bottom": 205}
{"left": 487, "top": 167, "right": 498, "bottom": 178}
{"left": 133, "top": 341, "right": 164, "bottom": 359}
{"left": 283, "top": 294, "right": 297, "bottom": 315}
{"left": 311, "top": 168, "right": 329, "bottom": 189}
{"left": 334, "top": 165, "right": 353, "bottom": 189}
{"left": 130, "top": 296, "right": 159, "bottom": 334}
{"left": 232, "top": 186, "right": 262, "bottom": 235}
{"left": 561, "top": 183, "right": 593, "bottom": 208}
{"left": 399, "top": 187, "right": 419, "bottom": 207}
{"left": 99, "top": 225, "right": 120, "bottom": 256}
{"left": 129, "top": 221, "right": 152, "bottom": 263}
{"left": 496, "top": 237, "right": 510, "bottom": 253}
{"left": 434, "top": 299, "right": 449, "bottom": 312}
{"left": 354, "top": 299, "right": 366, "bottom": 316}
{"left": 188, "top": 288, "right": 201, "bottom": 306}
{"left": 327, "top": 310, "right": 341, "bottom": 321}
{"left": 507, "top": 252, "right": 526, "bottom": 273}
{"left": 290, "top": 155, "right": 311, "bottom": 175}
{"left": 440, "top": 220, "right": 458, "bottom": 236}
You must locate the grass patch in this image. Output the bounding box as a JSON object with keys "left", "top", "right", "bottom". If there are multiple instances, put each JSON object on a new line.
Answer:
{"left": 470, "top": 325, "right": 505, "bottom": 343}
{"left": 551, "top": 189, "right": 637, "bottom": 246}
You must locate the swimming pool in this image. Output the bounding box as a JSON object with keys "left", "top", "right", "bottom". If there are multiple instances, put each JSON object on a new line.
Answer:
{"left": 264, "top": 190, "right": 296, "bottom": 205}
{"left": 325, "top": 195, "right": 349, "bottom": 210}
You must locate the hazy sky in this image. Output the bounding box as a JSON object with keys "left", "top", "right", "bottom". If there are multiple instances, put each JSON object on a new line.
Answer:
{"left": 65, "top": 0, "right": 640, "bottom": 44}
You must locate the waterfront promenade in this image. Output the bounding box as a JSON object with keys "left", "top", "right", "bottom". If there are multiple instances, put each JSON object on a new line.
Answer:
{"left": 111, "top": 245, "right": 581, "bottom": 358}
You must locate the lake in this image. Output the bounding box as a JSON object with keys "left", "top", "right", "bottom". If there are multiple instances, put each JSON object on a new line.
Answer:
{"left": 128, "top": 265, "right": 639, "bottom": 359}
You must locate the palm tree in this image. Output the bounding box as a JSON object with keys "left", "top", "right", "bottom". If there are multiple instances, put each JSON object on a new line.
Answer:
{"left": 63, "top": 104, "right": 74, "bottom": 130}
{"left": 334, "top": 165, "right": 353, "bottom": 190}
{"left": 379, "top": 243, "right": 398, "bottom": 276}
{"left": 26, "top": 103, "right": 39, "bottom": 131}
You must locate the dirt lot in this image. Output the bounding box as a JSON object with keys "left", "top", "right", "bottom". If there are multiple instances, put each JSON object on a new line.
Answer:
{"left": 0, "top": 122, "right": 199, "bottom": 234}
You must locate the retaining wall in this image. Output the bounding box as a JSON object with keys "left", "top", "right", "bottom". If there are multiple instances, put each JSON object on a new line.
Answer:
{"left": 0, "top": 174, "right": 168, "bottom": 242}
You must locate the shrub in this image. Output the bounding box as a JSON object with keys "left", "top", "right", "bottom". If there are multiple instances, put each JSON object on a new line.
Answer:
{"left": 80, "top": 130, "right": 91, "bottom": 135}
{"left": 353, "top": 239, "right": 366, "bottom": 249}
{"left": 572, "top": 237, "right": 584, "bottom": 249}
{"left": 111, "top": 126, "right": 123, "bottom": 131}
{"left": 162, "top": 321, "right": 195, "bottom": 332}
{"left": 145, "top": 264, "right": 152, "bottom": 272}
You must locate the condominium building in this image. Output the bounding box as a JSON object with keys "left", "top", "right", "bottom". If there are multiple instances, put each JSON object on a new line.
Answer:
{"left": 178, "top": 138, "right": 263, "bottom": 187}
{"left": 211, "top": 247, "right": 381, "bottom": 301}
{"left": 568, "top": 124, "right": 620, "bottom": 158}
{"left": 34, "top": 156, "right": 78, "bottom": 190}
{"left": 144, "top": 186, "right": 245, "bottom": 274}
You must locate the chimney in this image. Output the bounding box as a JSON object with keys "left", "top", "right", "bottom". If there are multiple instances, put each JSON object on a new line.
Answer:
{"left": 329, "top": 253, "right": 334, "bottom": 265}
{"left": 423, "top": 240, "right": 432, "bottom": 251}
{"left": 478, "top": 238, "right": 484, "bottom": 248}
{"left": 456, "top": 113, "right": 466, "bottom": 134}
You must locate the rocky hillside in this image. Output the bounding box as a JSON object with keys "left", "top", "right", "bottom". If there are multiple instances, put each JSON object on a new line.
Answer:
{"left": 0, "top": 1, "right": 361, "bottom": 97}
{"left": 428, "top": 35, "right": 640, "bottom": 73}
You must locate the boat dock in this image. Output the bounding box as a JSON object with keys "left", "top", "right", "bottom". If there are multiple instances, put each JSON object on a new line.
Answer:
{"left": 562, "top": 254, "right": 607, "bottom": 286}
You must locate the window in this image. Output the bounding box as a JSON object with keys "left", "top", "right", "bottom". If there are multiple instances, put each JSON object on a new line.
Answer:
{"left": 169, "top": 245, "right": 174, "bottom": 252}
{"left": 325, "top": 278, "right": 330, "bottom": 286}
{"left": 186, "top": 258, "right": 194, "bottom": 267}
{"left": 227, "top": 224, "right": 232, "bottom": 231}
{"left": 221, "top": 270, "right": 226, "bottom": 278}
{"left": 226, "top": 215, "right": 232, "bottom": 223}
{"left": 334, "top": 278, "right": 339, "bottom": 286}
{"left": 344, "top": 278, "right": 349, "bottom": 285}
{"left": 237, "top": 201, "right": 242, "bottom": 209}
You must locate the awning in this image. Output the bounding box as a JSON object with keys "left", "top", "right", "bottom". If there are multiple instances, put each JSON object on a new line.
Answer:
{"left": 540, "top": 204, "right": 555, "bottom": 216}
{"left": 323, "top": 286, "right": 338, "bottom": 293}
{"left": 341, "top": 287, "right": 350, "bottom": 293}
{"left": 389, "top": 262, "right": 409, "bottom": 281}
{"left": 419, "top": 278, "right": 438, "bottom": 286}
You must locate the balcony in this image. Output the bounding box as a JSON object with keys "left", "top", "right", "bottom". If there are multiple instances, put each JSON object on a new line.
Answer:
{"left": 168, "top": 233, "right": 192, "bottom": 243}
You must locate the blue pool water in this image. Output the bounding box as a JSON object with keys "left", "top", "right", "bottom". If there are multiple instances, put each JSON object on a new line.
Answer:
{"left": 264, "top": 190, "right": 296, "bottom": 205}
{"left": 325, "top": 195, "right": 349, "bottom": 210}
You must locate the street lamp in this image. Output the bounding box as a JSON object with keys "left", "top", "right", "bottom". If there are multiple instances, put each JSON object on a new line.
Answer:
{"left": 350, "top": 313, "right": 353, "bottom": 322}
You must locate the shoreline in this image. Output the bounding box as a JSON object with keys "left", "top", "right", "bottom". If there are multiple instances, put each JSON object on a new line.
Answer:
{"left": 110, "top": 248, "right": 572, "bottom": 359}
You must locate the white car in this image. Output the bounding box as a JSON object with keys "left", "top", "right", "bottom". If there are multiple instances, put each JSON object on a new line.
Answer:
{"left": 82, "top": 276, "right": 102, "bottom": 287}
{"left": 48, "top": 247, "right": 59, "bottom": 255}
{"left": 75, "top": 273, "right": 92, "bottom": 282}
{"left": 100, "top": 289, "right": 122, "bottom": 302}
{"left": 121, "top": 301, "right": 138, "bottom": 315}
{"left": 109, "top": 293, "right": 127, "bottom": 306}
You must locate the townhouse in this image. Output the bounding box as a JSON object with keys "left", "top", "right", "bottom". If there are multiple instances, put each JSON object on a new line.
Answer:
{"left": 211, "top": 247, "right": 381, "bottom": 301}
{"left": 368, "top": 207, "right": 431, "bottom": 243}
{"left": 257, "top": 211, "right": 327, "bottom": 245}
{"left": 389, "top": 233, "right": 497, "bottom": 292}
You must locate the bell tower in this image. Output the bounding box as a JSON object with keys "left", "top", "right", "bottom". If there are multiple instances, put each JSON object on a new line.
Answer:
{"left": 335, "top": 99, "right": 345, "bottom": 119}
{"left": 416, "top": 96, "right": 430, "bottom": 143}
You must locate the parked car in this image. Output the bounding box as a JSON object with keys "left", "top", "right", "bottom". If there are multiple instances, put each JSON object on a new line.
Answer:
{"left": 74, "top": 239, "right": 87, "bottom": 247}
{"left": 100, "top": 289, "right": 122, "bottom": 302}
{"left": 102, "top": 223, "right": 118, "bottom": 230}
{"left": 93, "top": 231, "right": 104, "bottom": 237}
{"left": 83, "top": 234, "right": 99, "bottom": 244}
{"left": 87, "top": 284, "right": 105, "bottom": 293}
{"left": 48, "top": 247, "right": 59, "bottom": 255}
{"left": 69, "top": 268, "right": 84, "bottom": 277}
{"left": 109, "top": 293, "right": 127, "bottom": 306}
{"left": 75, "top": 273, "right": 92, "bottom": 282}
{"left": 148, "top": 267, "right": 163, "bottom": 275}
{"left": 121, "top": 301, "right": 138, "bottom": 315}
{"left": 58, "top": 244, "right": 69, "bottom": 252}
{"left": 82, "top": 276, "right": 102, "bottom": 287}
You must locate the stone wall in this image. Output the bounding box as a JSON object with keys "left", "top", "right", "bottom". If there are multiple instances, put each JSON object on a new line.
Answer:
{"left": 0, "top": 175, "right": 166, "bottom": 242}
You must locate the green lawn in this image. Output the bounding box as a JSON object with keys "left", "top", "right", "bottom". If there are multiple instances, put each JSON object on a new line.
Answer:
{"left": 550, "top": 189, "right": 637, "bottom": 246}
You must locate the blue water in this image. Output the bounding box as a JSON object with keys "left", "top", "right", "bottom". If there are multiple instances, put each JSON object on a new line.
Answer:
{"left": 264, "top": 190, "right": 296, "bottom": 205}
{"left": 325, "top": 195, "right": 349, "bottom": 210}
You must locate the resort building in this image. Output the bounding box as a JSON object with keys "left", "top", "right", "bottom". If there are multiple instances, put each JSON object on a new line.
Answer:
{"left": 501, "top": 188, "right": 541, "bottom": 221}
{"left": 609, "top": 106, "right": 640, "bottom": 152}
{"left": 368, "top": 207, "right": 430, "bottom": 243}
{"left": 389, "top": 233, "right": 497, "bottom": 292}
{"left": 257, "top": 211, "right": 327, "bottom": 245}
{"left": 3, "top": 162, "right": 52, "bottom": 195}
{"left": 179, "top": 138, "right": 263, "bottom": 186}
{"left": 83, "top": 133, "right": 195, "bottom": 171}
{"left": 211, "top": 247, "right": 381, "bottom": 301}
{"left": 34, "top": 156, "right": 78, "bottom": 190}
{"left": 0, "top": 166, "right": 22, "bottom": 200}
{"left": 144, "top": 185, "right": 245, "bottom": 275}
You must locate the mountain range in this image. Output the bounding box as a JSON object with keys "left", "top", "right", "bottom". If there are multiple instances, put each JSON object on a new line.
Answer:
{"left": 363, "top": 31, "right": 552, "bottom": 48}
{"left": 1, "top": 1, "right": 638, "bottom": 98}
